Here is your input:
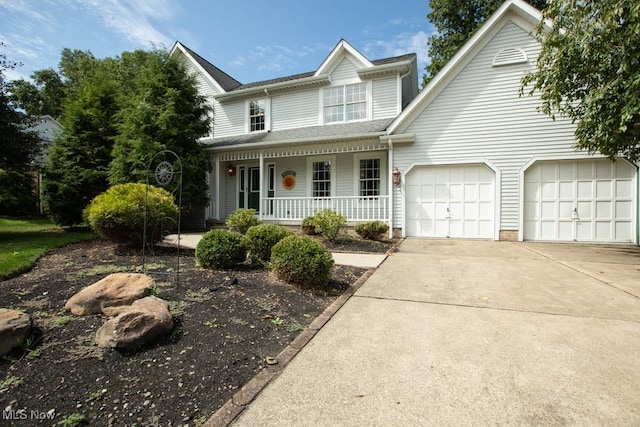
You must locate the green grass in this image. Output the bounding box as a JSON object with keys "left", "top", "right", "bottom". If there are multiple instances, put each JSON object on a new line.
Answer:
{"left": 0, "top": 217, "right": 95, "bottom": 280}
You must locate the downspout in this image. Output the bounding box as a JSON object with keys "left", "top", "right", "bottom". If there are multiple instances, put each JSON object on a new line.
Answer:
{"left": 388, "top": 138, "right": 394, "bottom": 239}
{"left": 264, "top": 88, "right": 271, "bottom": 132}
{"left": 215, "top": 155, "right": 220, "bottom": 220}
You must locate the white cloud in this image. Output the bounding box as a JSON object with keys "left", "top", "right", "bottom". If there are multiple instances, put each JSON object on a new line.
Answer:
{"left": 82, "top": 0, "right": 174, "bottom": 49}
{"left": 363, "top": 30, "right": 431, "bottom": 70}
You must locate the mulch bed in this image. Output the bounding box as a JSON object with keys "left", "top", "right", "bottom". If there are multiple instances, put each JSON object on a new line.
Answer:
{"left": 0, "top": 235, "right": 394, "bottom": 426}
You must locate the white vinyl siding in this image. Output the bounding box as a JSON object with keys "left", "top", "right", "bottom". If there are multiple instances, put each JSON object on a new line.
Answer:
{"left": 372, "top": 78, "right": 399, "bottom": 119}
{"left": 214, "top": 101, "right": 245, "bottom": 137}
{"left": 271, "top": 88, "right": 319, "bottom": 130}
{"left": 393, "top": 19, "right": 584, "bottom": 234}
{"left": 330, "top": 58, "right": 358, "bottom": 81}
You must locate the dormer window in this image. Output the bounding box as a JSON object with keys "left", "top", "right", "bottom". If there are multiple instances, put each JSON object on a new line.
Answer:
{"left": 249, "top": 99, "right": 266, "bottom": 132}
{"left": 323, "top": 83, "right": 367, "bottom": 123}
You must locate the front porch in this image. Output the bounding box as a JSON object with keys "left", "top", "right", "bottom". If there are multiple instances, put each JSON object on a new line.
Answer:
{"left": 260, "top": 195, "right": 390, "bottom": 222}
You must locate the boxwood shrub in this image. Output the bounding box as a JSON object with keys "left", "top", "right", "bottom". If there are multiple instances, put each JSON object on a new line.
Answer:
{"left": 271, "top": 235, "right": 334, "bottom": 288}
{"left": 196, "top": 229, "right": 247, "bottom": 269}
{"left": 225, "top": 208, "right": 262, "bottom": 234}
{"left": 245, "top": 224, "right": 293, "bottom": 265}
{"left": 311, "top": 209, "right": 346, "bottom": 241}
{"left": 83, "top": 183, "right": 178, "bottom": 246}
{"left": 355, "top": 221, "right": 389, "bottom": 240}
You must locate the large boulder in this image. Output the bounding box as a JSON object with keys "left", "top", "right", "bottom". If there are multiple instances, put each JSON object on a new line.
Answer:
{"left": 65, "top": 273, "right": 153, "bottom": 316}
{"left": 95, "top": 296, "right": 173, "bottom": 349}
{"left": 0, "top": 309, "right": 32, "bottom": 356}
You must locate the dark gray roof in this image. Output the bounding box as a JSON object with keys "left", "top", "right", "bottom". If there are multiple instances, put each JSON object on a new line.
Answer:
{"left": 207, "top": 118, "right": 394, "bottom": 149}
{"left": 181, "top": 45, "right": 242, "bottom": 92}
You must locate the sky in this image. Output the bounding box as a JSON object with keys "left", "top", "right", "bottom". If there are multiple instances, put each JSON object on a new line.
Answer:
{"left": 0, "top": 0, "right": 434, "bottom": 85}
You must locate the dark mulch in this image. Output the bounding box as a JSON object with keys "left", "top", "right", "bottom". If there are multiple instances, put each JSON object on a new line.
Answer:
{"left": 0, "top": 236, "right": 394, "bottom": 426}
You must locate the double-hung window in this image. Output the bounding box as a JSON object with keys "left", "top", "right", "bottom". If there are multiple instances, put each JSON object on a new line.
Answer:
{"left": 323, "top": 83, "right": 367, "bottom": 123}
{"left": 249, "top": 99, "right": 266, "bottom": 132}
{"left": 359, "top": 158, "right": 380, "bottom": 197}
{"left": 312, "top": 160, "right": 332, "bottom": 197}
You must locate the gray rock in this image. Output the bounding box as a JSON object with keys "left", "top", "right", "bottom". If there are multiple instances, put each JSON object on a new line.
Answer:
{"left": 0, "top": 309, "right": 32, "bottom": 356}
{"left": 65, "top": 273, "right": 153, "bottom": 316}
{"left": 95, "top": 296, "right": 173, "bottom": 349}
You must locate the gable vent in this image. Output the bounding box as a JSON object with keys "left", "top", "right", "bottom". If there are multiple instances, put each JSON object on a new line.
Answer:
{"left": 492, "top": 48, "right": 528, "bottom": 67}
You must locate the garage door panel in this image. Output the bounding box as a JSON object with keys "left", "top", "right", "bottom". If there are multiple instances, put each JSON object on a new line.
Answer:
{"left": 523, "top": 159, "right": 635, "bottom": 242}
{"left": 406, "top": 164, "right": 495, "bottom": 238}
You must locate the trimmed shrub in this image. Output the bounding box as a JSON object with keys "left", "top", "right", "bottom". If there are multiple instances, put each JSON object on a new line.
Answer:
{"left": 83, "top": 183, "right": 178, "bottom": 246}
{"left": 271, "top": 235, "right": 334, "bottom": 288}
{"left": 245, "top": 224, "right": 293, "bottom": 265}
{"left": 226, "top": 208, "right": 262, "bottom": 234}
{"left": 196, "top": 229, "right": 247, "bottom": 269}
{"left": 312, "top": 209, "right": 346, "bottom": 241}
{"left": 301, "top": 216, "right": 318, "bottom": 235}
{"left": 355, "top": 221, "right": 389, "bottom": 240}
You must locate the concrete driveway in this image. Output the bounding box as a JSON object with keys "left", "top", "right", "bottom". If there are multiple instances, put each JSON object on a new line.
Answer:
{"left": 231, "top": 239, "right": 640, "bottom": 426}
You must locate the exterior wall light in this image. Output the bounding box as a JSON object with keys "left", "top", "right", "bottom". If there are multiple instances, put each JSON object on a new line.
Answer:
{"left": 227, "top": 164, "right": 236, "bottom": 176}
{"left": 392, "top": 166, "right": 402, "bottom": 187}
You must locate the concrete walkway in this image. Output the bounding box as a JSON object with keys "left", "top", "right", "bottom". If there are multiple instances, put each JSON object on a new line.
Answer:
{"left": 163, "top": 233, "right": 387, "bottom": 269}
{"left": 223, "top": 239, "right": 640, "bottom": 426}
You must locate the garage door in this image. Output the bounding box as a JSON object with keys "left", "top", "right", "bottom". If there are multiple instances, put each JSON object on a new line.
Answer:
{"left": 523, "top": 159, "right": 635, "bottom": 242}
{"left": 406, "top": 164, "right": 495, "bottom": 238}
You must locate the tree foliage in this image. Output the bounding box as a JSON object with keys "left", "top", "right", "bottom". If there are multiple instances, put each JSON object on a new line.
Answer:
{"left": 109, "top": 49, "right": 211, "bottom": 208}
{"left": 42, "top": 64, "right": 119, "bottom": 225}
{"left": 14, "top": 47, "right": 211, "bottom": 225}
{"left": 0, "top": 45, "right": 42, "bottom": 215}
{"left": 423, "top": 0, "right": 547, "bottom": 85}
{"left": 522, "top": 0, "right": 640, "bottom": 161}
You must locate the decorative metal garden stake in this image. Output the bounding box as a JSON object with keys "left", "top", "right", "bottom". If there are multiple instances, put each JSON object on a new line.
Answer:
{"left": 142, "top": 150, "right": 183, "bottom": 284}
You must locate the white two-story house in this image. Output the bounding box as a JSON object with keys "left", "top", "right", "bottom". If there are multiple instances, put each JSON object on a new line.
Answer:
{"left": 171, "top": 39, "right": 419, "bottom": 230}
{"left": 172, "top": 0, "right": 638, "bottom": 244}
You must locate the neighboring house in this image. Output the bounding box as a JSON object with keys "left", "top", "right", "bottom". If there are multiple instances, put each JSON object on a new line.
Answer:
{"left": 30, "top": 115, "right": 63, "bottom": 214}
{"left": 172, "top": 0, "right": 639, "bottom": 244}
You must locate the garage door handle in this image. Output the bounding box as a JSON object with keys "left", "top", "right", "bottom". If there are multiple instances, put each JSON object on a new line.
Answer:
{"left": 572, "top": 207, "right": 579, "bottom": 220}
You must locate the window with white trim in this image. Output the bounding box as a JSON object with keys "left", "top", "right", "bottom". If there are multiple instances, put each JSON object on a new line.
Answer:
{"left": 323, "top": 83, "right": 367, "bottom": 123}
{"left": 359, "top": 158, "right": 380, "bottom": 197}
{"left": 249, "top": 99, "right": 266, "bottom": 132}
{"left": 312, "top": 160, "right": 331, "bottom": 197}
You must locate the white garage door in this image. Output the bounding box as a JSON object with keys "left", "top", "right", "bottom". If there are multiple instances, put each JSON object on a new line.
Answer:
{"left": 523, "top": 159, "right": 636, "bottom": 242}
{"left": 406, "top": 164, "right": 495, "bottom": 238}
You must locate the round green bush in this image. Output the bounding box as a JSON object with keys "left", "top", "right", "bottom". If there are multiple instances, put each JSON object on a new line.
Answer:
{"left": 196, "top": 229, "right": 247, "bottom": 269}
{"left": 300, "top": 216, "right": 318, "bottom": 235}
{"left": 245, "top": 224, "right": 293, "bottom": 265}
{"left": 225, "top": 208, "right": 262, "bottom": 234}
{"left": 312, "top": 209, "right": 346, "bottom": 241}
{"left": 355, "top": 221, "right": 389, "bottom": 240}
{"left": 83, "top": 183, "right": 178, "bottom": 246}
{"left": 271, "top": 235, "right": 334, "bottom": 288}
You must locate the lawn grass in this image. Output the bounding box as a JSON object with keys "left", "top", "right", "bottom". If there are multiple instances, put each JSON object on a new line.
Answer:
{"left": 0, "top": 217, "right": 96, "bottom": 280}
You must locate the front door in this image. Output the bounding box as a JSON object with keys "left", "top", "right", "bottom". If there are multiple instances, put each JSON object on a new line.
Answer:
{"left": 238, "top": 166, "right": 260, "bottom": 212}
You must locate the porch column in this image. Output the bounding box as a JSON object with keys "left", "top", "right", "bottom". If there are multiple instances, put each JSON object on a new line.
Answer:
{"left": 259, "top": 151, "right": 264, "bottom": 220}
{"left": 215, "top": 155, "right": 220, "bottom": 220}
{"left": 388, "top": 139, "right": 394, "bottom": 238}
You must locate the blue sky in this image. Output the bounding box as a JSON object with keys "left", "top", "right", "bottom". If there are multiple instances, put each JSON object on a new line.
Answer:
{"left": 0, "top": 0, "right": 434, "bottom": 85}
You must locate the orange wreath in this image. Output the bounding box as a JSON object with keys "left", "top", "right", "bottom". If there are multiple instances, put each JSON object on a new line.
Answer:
{"left": 282, "top": 175, "right": 296, "bottom": 190}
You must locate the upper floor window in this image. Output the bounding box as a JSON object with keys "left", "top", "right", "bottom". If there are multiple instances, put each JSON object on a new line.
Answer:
{"left": 249, "top": 99, "right": 266, "bottom": 132}
{"left": 323, "top": 83, "right": 367, "bottom": 123}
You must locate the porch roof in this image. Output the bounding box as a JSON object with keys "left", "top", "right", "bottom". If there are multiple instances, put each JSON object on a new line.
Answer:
{"left": 204, "top": 118, "right": 394, "bottom": 150}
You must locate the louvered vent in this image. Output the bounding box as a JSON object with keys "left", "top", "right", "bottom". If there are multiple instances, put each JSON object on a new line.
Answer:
{"left": 492, "top": 48, "right": 528, "bottom": 67}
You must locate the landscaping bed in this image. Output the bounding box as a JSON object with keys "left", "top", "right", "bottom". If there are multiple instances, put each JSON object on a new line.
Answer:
{"left": 0, "top": 236, "right": 393, "bottom": 426}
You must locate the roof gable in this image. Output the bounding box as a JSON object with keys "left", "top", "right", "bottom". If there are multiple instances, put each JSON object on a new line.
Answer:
{"left": 387, "top": 0, "right": 542, "bottom": 134}
{"left": 171, "top": 42, "right": 242, "bottom": 93}
{"left": 314, "top": 39, "right": 374, "bottom": 77}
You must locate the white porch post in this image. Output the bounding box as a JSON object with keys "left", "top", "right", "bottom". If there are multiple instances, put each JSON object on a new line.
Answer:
{"left": 259, "top": 151, "right": 264, "bottom": 220}
{"left": 215, "top": 155, "right": 220, "bottom": 220}
{"left": 388, "top": 138, "right": 394, "bottom": 238}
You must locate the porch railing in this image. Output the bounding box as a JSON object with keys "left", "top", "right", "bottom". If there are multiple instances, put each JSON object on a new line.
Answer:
{"left": 260, "top": 196, "right": 390, "bottom": 222}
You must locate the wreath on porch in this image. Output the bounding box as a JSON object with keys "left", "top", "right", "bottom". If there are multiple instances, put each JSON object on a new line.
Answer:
{"left": 281, "top": 170, "right": 296, "bottom": 190}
